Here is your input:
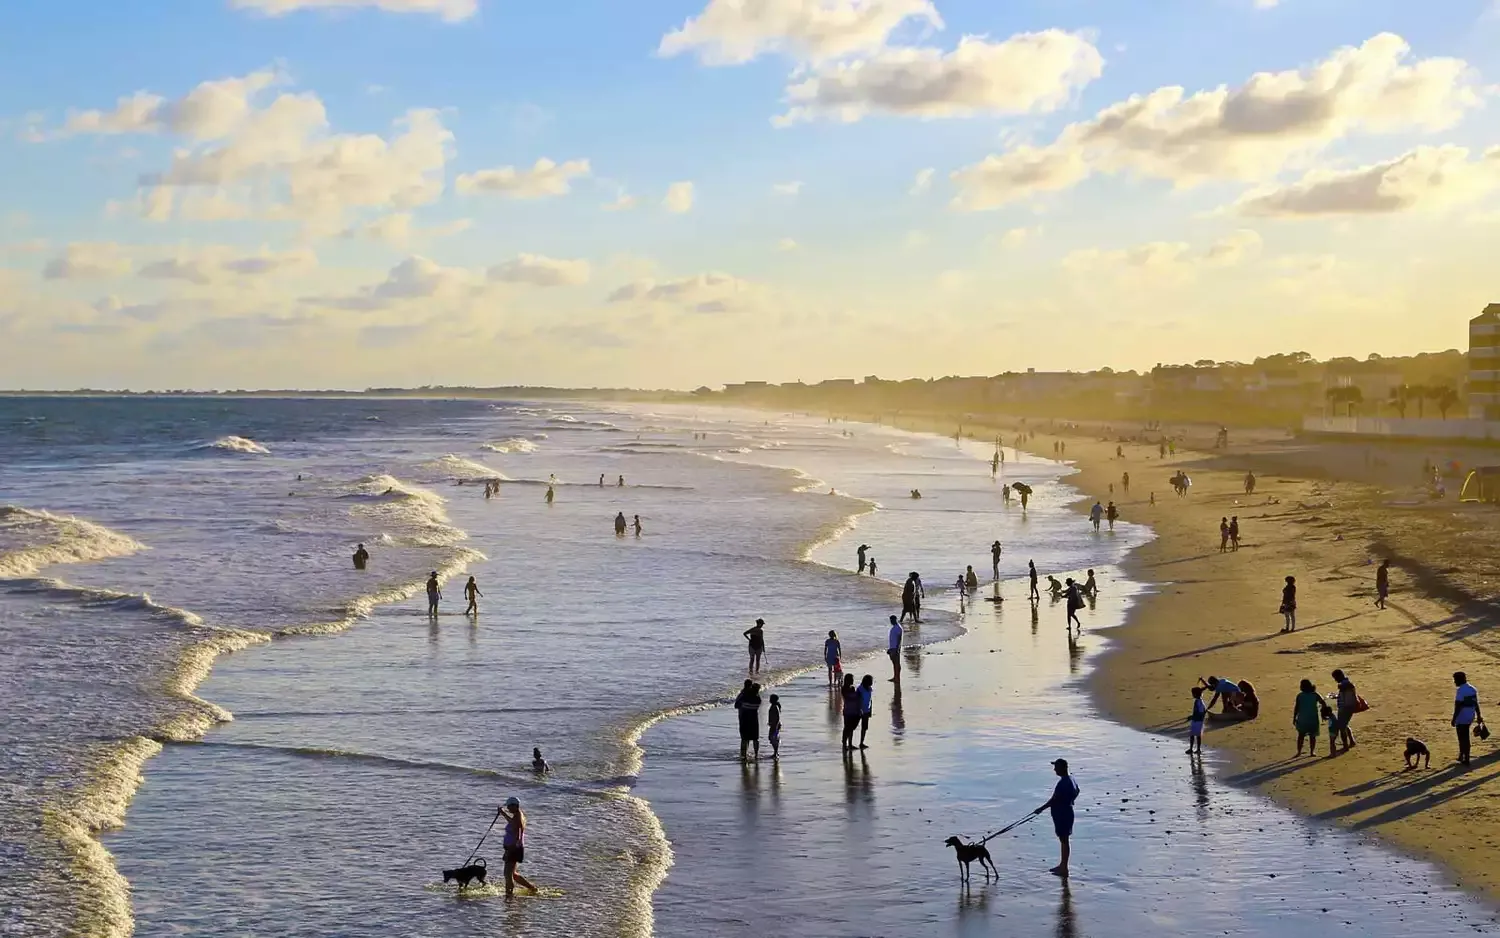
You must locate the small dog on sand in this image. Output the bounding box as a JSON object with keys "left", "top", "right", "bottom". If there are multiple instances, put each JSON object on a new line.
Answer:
{"left": 442, "top": 858, "right": 487, "bottom": 890}
{"left": 1404, "top": 738, "right": 1431, "bottom": 769}
{"left": 943, "top": 836, "right": 997, "bottom": 883}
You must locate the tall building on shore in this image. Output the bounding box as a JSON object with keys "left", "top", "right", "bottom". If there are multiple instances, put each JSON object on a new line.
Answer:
{"left": 1471, "top": 304, "right": 1500, "bottom": 418}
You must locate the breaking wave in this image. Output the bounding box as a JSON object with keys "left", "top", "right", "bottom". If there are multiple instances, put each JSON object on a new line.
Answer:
{"left": 198, "top": 435, "right": 271, "bottom": 455}
{"left": 0, "top": 506, "right": 146, "bottom": 579}
{"left": 481, "top": 438, "right": 540, "bottom": 455}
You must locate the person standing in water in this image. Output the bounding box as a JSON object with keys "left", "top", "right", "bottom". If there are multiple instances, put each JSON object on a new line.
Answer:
{"left": 991, "top": 451, "right": 1000, "bottom": 478}
{"left": 767, "top": 693, "right": 782, "bottom": 759}
{"left": 744, "top": 618, "right": 766, "bottom": 673}
{"left": 839, "top": 673, "right": 860, "bottom": 752}
{"left": 900, "top": 574, "right": 919, "bottom": 624}
{"left": 824, "top": 630, "right": 842, "bottom": 685}
{"left": 545, "top": 484, "right": 555, "bottom": 504}
{"left": 614, "top": 512, "right": 627, "bottom": 536}
{"left": 352, "top": 543, "right": 369, "bottom": 570}
{"left": 1106, "top": 502, "right": 1118, "bottom": 531}
{"left": 887, "top": 615, "right": 903, "bottom": 683}
{"left": 633, "top": 515, "right": 643, "bottom": 537}
{"left": 1033, "top": 759, "right": 1080, "bottom": 878}
{"left": 617, "top": 475, "right": 625, "bottom": 487}
{"left": 1089, "top": 501, "right": 1103, "bottom": 531}
{"left": 991, "top": 540, "right": 1003, "bottom": 579}
{"left": 857, "top": 544, "right": 870, "bottom": 574}
{"left": 599, "top": 474, "right": 605, "bottom": 487}
{"left": 857, "top": 674, "right": 875, "bottom": 749}
{"left": 965, "top": 565, "right": 979, "bottom": 592}
{"left": 498, "top": 797, "right": 538, "bottom": 898}
{"left": 867, "top": 556, "right": 878, "bottom": 578}
{"left": 734, "top": 679, "right": 762, "bottom": 761}
{"left": 425, "top": 572, "right": 441, "bottom": 616}
{"left": 463, "top": 576, "right": 482, "bottom": 615}
{"left": 1063, "top": 578, "right": 1084, "bottom": 631}
{"left": 1375, "top": 559, "right": 1390, "bottom": 609}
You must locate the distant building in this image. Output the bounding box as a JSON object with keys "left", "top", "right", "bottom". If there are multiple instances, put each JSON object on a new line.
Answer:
{"left": 723, "top": 381, "right": 769, "bottom": 395}
{"left": 1470, "top": 304, "right": 1500, "bottom": 418}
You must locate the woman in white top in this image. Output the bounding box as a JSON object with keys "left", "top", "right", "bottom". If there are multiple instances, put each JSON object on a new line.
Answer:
{"left": 1453, "top": 671, "right": 1483, "bottom": 766}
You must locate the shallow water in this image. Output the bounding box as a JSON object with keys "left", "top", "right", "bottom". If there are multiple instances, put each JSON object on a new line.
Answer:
{"left": 2, "top": 399, "right": 1494, "bottom": 937}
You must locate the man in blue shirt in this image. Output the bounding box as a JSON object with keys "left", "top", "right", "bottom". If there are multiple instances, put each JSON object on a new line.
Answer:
{"left": 1033, "top": 758, "right": 1080, "bottom": 877}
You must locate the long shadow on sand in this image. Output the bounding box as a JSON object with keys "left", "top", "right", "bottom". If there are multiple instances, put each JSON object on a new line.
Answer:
{"left": 1140, "top": 614, "right": 1363, "bottom": 665}
{"left": 1313, "top": 749, "right": 1500, "bottom": 826}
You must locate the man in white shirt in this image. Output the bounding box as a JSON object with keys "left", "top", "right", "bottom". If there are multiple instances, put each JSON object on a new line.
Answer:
{"left": 887, "top": 615, "right": 903, "bottom": 683}
{"left": 1452, "top": 671, "right": 1483, "bottom": 766}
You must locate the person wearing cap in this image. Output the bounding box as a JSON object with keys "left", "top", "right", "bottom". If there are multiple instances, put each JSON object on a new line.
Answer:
{"left": 498, "top": 796, "right": 538, "bottom": 898}
{"left": 1032, "top": 759, "right": 1080, "bottom": 877}
{"left": 887, "top": 615, "right": 903, "bottom": 683}
{"left": 425, "top": 571, "right": 441, "bottom": 617}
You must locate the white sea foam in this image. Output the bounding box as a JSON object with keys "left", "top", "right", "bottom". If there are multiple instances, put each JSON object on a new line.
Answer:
{"left": 419, "top": 454, "right": 507, "bottom": 481}
{"left": 0, "top": 506, "right": 146, "bottom": 579}
{"left": 481, "top": 438, "right": 540, "bottom": 454}
{"left": 201, "top": 435, "right": 271, "bottom": 455}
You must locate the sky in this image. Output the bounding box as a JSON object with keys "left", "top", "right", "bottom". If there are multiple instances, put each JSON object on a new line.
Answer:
{"left": 1, "top": 0, "right": 1498, "bottom": 390}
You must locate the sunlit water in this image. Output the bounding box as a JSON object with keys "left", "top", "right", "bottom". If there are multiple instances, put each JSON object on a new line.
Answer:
{"left": 0, "top": 399, "right": 1493, "bottom": 937}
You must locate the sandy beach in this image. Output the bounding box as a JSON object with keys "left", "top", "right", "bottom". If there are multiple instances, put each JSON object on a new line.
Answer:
{"left": 1002, "top": 422, "right": 1500, "bottom": 900}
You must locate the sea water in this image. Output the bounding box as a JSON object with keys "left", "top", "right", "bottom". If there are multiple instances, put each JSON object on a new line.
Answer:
{"left": 0, "top": 398, "right": 1493, "bottom": 937}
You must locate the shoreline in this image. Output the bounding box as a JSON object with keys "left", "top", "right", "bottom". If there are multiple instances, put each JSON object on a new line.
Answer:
{"left": 793, "top": 406, "right": 1500, "bottom": 903}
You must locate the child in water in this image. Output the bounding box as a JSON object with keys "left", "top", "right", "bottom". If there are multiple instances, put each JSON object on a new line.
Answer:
{"left": 768, "top": 694, "right": 782, "bottom": 759}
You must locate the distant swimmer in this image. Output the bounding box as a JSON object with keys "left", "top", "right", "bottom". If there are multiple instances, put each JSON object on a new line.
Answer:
{"left": 991, "top": 541, "right": 1002, "bottom": 579}
{"left": 545, "top": 484, "right": 555, "bottom": 504}
{"left": 464, "top": 576, "right": 482, "bottom": 615}
{"left": 965, "top": 565, "right": 979, "bottom": 592}
{"left": 599, "top": 474, "right": 606, "bottom": 487}
{"left": 352, "top": 543, "right": 369, "bottom": 570}
{"left": 532, "top": 747, "right": 550, "bottom": 774}
{"left": 857, "top": 543, "right": 870, "bottom": 574}
{"left": 426, "top": 571, "right": 441, "bottom": 616}
{"left": 615, "top": 511, "right": 628, "bottom": 536}
{"left": 744, "top": 618, "right": 766, "bottom": 674}
{"left": 910, "top": 489, "right": 922, "bottom": 500}
{"left": 633, "top": 515, "right": 643, "bottom": 537}
{"left": 617, "top": 475, "right": 625, "bottom": 487}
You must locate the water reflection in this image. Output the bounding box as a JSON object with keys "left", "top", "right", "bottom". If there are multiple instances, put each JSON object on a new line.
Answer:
{"left": 1055, "top": 881, "right": 1076, "bottom": 938}
{"left": 843, "top": 750, "right": 874, "bottom": 811}
{"left": 1191, "top": 756, "right": 1210, "bottom": 823}
{"left": 890, "top": 686, "right": 905, "bottom": 737}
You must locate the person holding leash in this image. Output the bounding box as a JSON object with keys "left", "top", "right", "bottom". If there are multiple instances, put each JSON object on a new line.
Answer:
{"left": 1032, "top": 759, "right": 1080, "bottom": 878}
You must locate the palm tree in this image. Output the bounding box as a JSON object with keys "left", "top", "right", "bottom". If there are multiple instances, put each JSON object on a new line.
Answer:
{"left": 1431, "top": 385, "right": 1460, "bottom": 419}
{"left": 1408, "top": 384, "right": 1430, "bottom": 418}
{"left": 1326, "top": 385, "right": 1363, "bottom": 417}
{"left": 1387, "top": 384, "right": 1411, "bottom": 418}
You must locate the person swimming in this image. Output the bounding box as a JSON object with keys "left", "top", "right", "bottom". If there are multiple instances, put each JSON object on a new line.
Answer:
{"left": 352, "top": 543, "right": 369, "bottom": 570}
{"left": 532, "top": 748, "right": 550, "bottom": 773}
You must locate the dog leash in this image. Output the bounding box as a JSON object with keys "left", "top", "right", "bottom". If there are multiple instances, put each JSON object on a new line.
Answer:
{"left": 463, "top": 811, "right": 502, "bottom": 867}
{"left": 975, "top": 810, "right": 1039, "bottom": 845}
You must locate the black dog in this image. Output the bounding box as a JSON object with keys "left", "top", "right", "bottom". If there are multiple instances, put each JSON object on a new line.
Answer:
{"left": 442, "top": 858, "right": 487, "bottom": 890}
{"left": 1404, "top": 737, "right": 1431, "bottom": 769}
{"left": 944, "top": 836, "right": 996, "bottom": 883}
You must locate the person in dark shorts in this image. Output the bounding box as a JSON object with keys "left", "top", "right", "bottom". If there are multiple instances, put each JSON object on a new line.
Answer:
{"left": 768, "top": 694, "right": 782, "bottom": 759}
{"left": 743, "top": 619, "right": 766, "bottom": 673}
{"left": 425, "top": 571, "right": 441, "bottom": 617}
{"left": 735, "top": 679, "right": 762, "bottom": 761}
{"left": 1033, "top": 759, "right": 1080, "bottom": 877}
{"left": 840, "top": 673, "right": 860, "bottom": 752}
{"left": 1280, "top": 576, "right": 1297, "bottom": 631}
{"left": 1029, "top": 560, "right": 1040, "bottom": 601}
{"left": 887, "top": 615, "right": 903, "bottom": 682}
{"left": 857, "top": 674, "right": 874, "bottom": 749}
{"left": 1375, "top": 559, "right": 1390, "bottom": 609}
{"left": 499, "top": 796, "right": 538, "bottom": 898}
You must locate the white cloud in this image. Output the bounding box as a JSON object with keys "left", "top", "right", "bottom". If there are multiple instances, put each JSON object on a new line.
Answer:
{"left": 777, "top": 31, "right": 1103, "bottom": 124}
{"left": 310, "top": 255, "right": 476, "bottom": 310}
{"left": 455, "top": 158, "right": 590, "bottom": 199}
{"left": 909, "top": 167, "right": 934, "bottom": 195}
{"left": 488, "top": 254, "right": 592, "bottom": 287}
{"left": 777, "top": 237, "right": 800, "bottom": 251}
{"left": 1203, "top": 228, "right": 1263, "bottom": 264}
{"left": 139, "top": 256, "right": 216, "bottom": 285}
{"left": 601, "top": 191, "right": 637, "bottom": 211}
{"left": 952, "top": 33, "right": 1482, "bottom": 208}
{"left": 772, "top": 180, "right": 803, "bottom": 196}
{"left": 664, "top": 181, "right": 696, "bottom": 214}
{"left": 607, "top": 272, "right": 758, "bottom": 312}
{"left": 904, "top": 229, "right": 930, "bottom": 249}
{"left": 1063, "top": 232, "right": 1262, "bottom": 284}
{"left": 230, "top": 0, "right": 477, "bottom": 22}
{"left": 996, "top": 226, "right": 1035, "bottom": 249}
{"left": 43, "top": 243, "right": 132, "bottom": 280}
{"left": 63, "top": 69, "right": 281, "bottom": 141}
{"left": 659, "top": 0, "right": 941, "bottom": 66}
{"left": 1235, "top": 145, "right": 1500, "bottom": 216}
{"left": 344, "top": 212, "right": 473, "bottom": 245}
{"left": 137, "top": 247, "right": 318, "bottom": 284}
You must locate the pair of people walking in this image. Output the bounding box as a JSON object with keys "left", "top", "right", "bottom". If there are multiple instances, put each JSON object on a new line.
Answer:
{"left": 840, "top": 673, "right": 875, "bottom": 752}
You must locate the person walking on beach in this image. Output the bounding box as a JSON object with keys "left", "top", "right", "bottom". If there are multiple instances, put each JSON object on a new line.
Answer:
{"left": 615, "top": 511, "right": 628, "bottom": 536}
{"left": 768, "top": 693, "right": 782, "bottom": 760}
{"left": 991, "top": 540, "right": 1003, "bottom": 579}
{"left": 857, "top": 543, "right": 870, "bottom": 574}
{"left": 1122, "top": 471, "right": 1130, "bottom": 494}
{"left": 1294, "top": 679, "right": 1322, "bottom": 756}
{"left": 1187, "top": 686, "right": 1207, "bottom": 755}
{"left": 901, "top": 573, "right": 919, "bottom": 624}
{"left": 1032, "top": 759, "right": 1080, "bottom": 878}
{"left": 1089, "top": 501, "right": 1103, "bottom": 532}
{"left": 1106, "top": 502, "right": 1118, "bottom": 531}
{"left": 463, "top": 576, "right": 482, "bottom": 615}
{"left": 1453, "top": 671, "right": 1483, "bottom": 766}
{"left": 1375, "top": 559, "right": 1390, "bottom": 609}
{"left": 1082, "top": 569, "right": 1098, "bottom": 598}
{"left": 1244, "top": 471, "right": 1256, "bottom": 496}
{"left": 498, "top": 797, "right": 538, "bottom": 899}
{"left": 1280, "top": 576, "right": 1297, "bottom": 631}
{"left": 425, "top": 571, "right": 441, "bottom": 616}
{"left": 1063, "top": 578, "right": 1084, "bottom": 631}
{"left": 840, "top": 673, "right": 861, "bottom": 752}
{"left": 824, "top": 630, "right": 843, "bottom": 684}
{"left": 1029, "top": 560, "right": 1040, "bottom": 601}
{"left": 887, "top": 615, "right": 903, "bottom": 683}
{"left": 1002, "top": 484, "right": 1012, "bottom": 505}
{"left": 735, "top": 679, "right": 762, "bottom": 761}
{"left": 992, "top": 451, "right": 1000, "bottom": 478}
{"left": 1219, "top": 517, "right": 1230, "bottom": 553}
{"left": 857, "top": 674, "right": 875, "bottom": 749}
{"left": 352, "top": 542, "right": 369, "bottom": 570}
{"left": 617, "top": 475, "right": 625, "bottom": 487}
{"left": 1331, "top": 669, "right": 1359, "bottom": 753}
{"left": 1228, "top": 516, "right": 1240, "bottom": 551}
{"left": 744, "top": 619, "right": 766, "bottom": 674}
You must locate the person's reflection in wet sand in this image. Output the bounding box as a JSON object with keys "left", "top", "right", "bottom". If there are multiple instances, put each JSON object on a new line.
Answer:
{"left": 843, "top": 750, "right": 874, "bottom": 811}
{"left": 769, "top": 760, "right": 782, "bottom": 807}
{"left": 890, "top": 685, "right": 906, "bottom": 738}
{"left": 740, "top": 760, "right": 761, "bottom": 820}
{"left": 1067, "top": 631, "right": 1083, "bottom": 674}
{"left": 827, "top": 683, "right": 843, "bottom": 731}
{"left": 902, "top": 645, "right": 922, "bottom": 676}
{"left": 428, "top": 616, "right": 440, "bottom": 645}
{"left": 1055, "top": 880, "right": 1076, "bottom": 938}
{"left": 1191, "top": 756, "right": 1210, "bottom": 823}
{"left": 1031, "top": 601, "right": 1040, "bottom": 634}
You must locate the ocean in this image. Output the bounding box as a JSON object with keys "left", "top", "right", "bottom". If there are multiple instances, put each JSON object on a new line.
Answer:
{"left": 1, "top": 397, "right": 1493, "bottom": 937}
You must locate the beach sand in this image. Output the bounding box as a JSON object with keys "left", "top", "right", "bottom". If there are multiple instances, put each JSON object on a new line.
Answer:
{"left": 1020, "top": 425, "right": 1500, "bottom": 901}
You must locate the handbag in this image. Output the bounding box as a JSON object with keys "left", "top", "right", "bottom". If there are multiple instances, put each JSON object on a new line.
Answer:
{"left": 1476, "top": 721, "right": 1491, "bottom": 741}
{"left": 1353, "top": 695, "right": 1370, "bottom": 713}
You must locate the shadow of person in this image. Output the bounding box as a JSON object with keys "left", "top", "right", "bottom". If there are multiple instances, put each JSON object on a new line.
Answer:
{"left": 902, "top": 645, "right": 922, "bottom": 676}
{"left": 1067, "top": 633, "right": 1083, "bottom": 673}
{"left": 891, "top": 686, "right": 906, "bottom": 735}
{"left": 843, "top": 749, "right": 874, "bottom": 807}
{"left": 1055, "top": 879, "right": 1076, "bottom": 938}
{"left": 1191, "top": 755, "right": 1210, "bottom": 822}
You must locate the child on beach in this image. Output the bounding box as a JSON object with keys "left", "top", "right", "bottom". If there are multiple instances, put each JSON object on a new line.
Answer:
{"left": 768, "top": 694, "right": 782, "bottom": 759}
{"left": 1188, "top": 686, "right": 1207, "bottom": 755}
{"left": 1322, "top": 701, "right": 1338, "bottom": 743}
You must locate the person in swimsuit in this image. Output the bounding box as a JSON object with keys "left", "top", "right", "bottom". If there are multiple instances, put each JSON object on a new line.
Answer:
{"left": 900, "top": 574, "right": 919, "bottom": 624}
{"left": 1106, "top": 502, "right": 1118, "bottom": 531}
{"left": 617, "top": 475, "right": 625, "bottom": 487}
{"left": 1228, "top": 516, "right": 1240, "bottom": 551}
{"left": 1188, "top": 686, "right": 1206, "bottom": 755}
{"left": 744, "top": 618, "right": 766, "bottom": 674}
{"left": 599, "top": 474, "right": 605, "bottom": 487}
{"left": 839, "top": 673, "right": 860, "bottom": 752}
{"left": 545, "top": 484, "right": 555, "bottom": 504}
{"left": 824, "top": 630, "right": 842, "bottom": 685}
{"left": 531, "top": 748, "right": 550, "bottom": 773}
{"left": 767, "top": 694, "right": 782, "bottom": 759}
{"left": 867, "top": 556, "right": 877, "bottom": 577}
{"left": 857, "top": 674, "right": 874, "bottom": 749}
{"left": 498, "top": 797, "right": 538, "bottom": 898}
{"left": 615, "top": 512, "right": 627, "bottom": 536}
{"left": 991, "top": 541, "right": 1002, "bottom": 579}
{"left": 1280, "top": 576, "right": 1297, "bottom": 631}
{"left": 463, "top": 576, "right": 481, "bottom": 615}
{"left": 1033, "top": 759, "right": 1080, "bottom": 877}
{"left": 887, "top": 615, "right": 902, "bottom": 683}
{"left": 352, "top": 543, "right": 369, "bottom": 570}
{"left": 965, "top": 566, "right": 979, "bottom": 592}
{"left": 735, "top": 679, "right": 762, "bottom": 761}
{"left": 425, "top": 572, "right": 441, "bottom": 616}
{"left": 633, "top": 515, "right": 642, "bottom": 537}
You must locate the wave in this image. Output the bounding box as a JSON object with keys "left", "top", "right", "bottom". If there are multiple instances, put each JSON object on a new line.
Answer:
{"left": 196, "top": 435, "right": 271, "bottom": 455}
{"left": 416, "top": 455, "right": 505, "bottom": 483}
{"left": 342, "top": 474, "right": 472, "bottom": 548}
{"left": 0, "top": 505, "right": 146, "bottom": 579}
{"left": 481, "top": 438, "right": 540, "bottom": 455}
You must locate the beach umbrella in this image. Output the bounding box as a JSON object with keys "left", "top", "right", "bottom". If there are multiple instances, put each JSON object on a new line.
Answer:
{"left": 1011, "top": 482, "right": 1033, "bottom": 496}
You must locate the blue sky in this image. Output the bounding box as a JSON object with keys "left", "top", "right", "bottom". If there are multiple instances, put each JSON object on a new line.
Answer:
{"left": 1, "top": 1, "right": 1497, "bottom": 389}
